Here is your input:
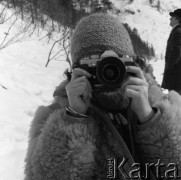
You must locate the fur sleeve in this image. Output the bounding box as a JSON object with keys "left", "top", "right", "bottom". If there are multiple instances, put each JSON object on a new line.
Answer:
{"left": 24, "top": 106, "right": 97, "bottom": 180}
{"left": 134, "top": 90, "right": 181, "bottom": 174}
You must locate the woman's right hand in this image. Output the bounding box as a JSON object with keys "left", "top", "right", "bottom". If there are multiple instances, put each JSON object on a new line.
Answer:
{"left": 65, "top": 68, "right": 92, "bottom": 115}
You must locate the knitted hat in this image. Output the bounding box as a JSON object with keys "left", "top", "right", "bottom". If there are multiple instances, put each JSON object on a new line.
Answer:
{"left": 70, "top": 13, "right": 135, "bottom": 64}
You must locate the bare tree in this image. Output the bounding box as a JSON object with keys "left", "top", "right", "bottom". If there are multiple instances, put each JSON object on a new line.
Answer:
{"left": 0, "top": 1, "right": 73, "bottom": 68}
{"left": 0, "top": 0, "right": 114, "bottom": 68}
{"left": 45, "top": 26, "right": 72, "bottom": 67}
{"left": 0, "top": 3, "right": 40, "bottom": 51}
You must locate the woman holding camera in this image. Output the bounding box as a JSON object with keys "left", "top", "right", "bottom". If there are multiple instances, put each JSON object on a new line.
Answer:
{"left": 24, "top": 13, "right": 181, "bottom": 180}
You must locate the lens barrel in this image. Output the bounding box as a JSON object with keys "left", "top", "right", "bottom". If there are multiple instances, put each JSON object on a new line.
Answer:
{"left": 96, "top": 57, "right": 126, "bottom": 88}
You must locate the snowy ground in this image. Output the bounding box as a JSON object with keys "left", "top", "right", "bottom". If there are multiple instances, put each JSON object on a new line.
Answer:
{"left": 0, "top": 37, "right": 69, "bottom": 180}
{"left": 150, "top": 59, "right": 165, "bottom": 85}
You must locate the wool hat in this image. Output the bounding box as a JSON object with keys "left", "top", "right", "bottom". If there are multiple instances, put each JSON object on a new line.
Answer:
{"left": 70, "top": 13, "right": 135, "bottom": 64}
{"left": 170, "top": 8, "right": 181, "bottom": 18}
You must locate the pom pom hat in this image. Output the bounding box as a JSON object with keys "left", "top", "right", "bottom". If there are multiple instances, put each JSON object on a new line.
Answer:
{"left": 70, "top": 13, "right": 135, "bottom": 64}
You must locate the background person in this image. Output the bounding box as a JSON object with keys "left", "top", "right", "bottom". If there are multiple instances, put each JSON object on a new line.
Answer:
{"left": 162, "top": 8, "right": 181, "bottom": 94}
{"left": 24, "top": 13, "right": 181, "bottom": 180}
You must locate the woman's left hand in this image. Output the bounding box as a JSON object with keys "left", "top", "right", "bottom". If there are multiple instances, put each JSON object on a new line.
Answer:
{"left": 123, "top": 66, "right": 154, "bottom": 123}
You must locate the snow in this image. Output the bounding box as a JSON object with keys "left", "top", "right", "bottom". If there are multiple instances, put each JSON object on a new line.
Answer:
{"left": 0, "top": 1, "right": 179, "bottom": 180}
{"left": 0, "top": 5, "right": 69, "bottom": 179}
{"left": 0, "top": 39, "right": 69, "bottom": 180}
{"left": 0, "top": 40, "right": 69, "bottom": 180}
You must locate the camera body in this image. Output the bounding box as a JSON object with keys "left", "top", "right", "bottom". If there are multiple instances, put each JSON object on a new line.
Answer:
{"left": 74, "top": 56, "right": 137, "bottom": 89}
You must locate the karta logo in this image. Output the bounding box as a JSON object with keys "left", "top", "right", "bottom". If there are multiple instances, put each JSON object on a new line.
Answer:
{"left": 107, "top": 158, "right": 181, "bottom": 179}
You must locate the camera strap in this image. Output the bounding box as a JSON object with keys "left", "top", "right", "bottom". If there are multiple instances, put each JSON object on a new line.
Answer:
{"left": 90, "top": 104, "right": 157, "bottom": 180}
{"left": 89, "top": 105, "right": 136, "bottom": 178}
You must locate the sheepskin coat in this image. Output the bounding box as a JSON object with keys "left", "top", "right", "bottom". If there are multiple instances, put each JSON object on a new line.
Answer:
{"left": 24, "top": 74, "right": 181, "bottom": 180}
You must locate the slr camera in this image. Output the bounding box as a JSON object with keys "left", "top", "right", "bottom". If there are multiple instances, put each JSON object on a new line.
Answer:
{"left": 74, "top": 55, "right": 137, "bottom": 89}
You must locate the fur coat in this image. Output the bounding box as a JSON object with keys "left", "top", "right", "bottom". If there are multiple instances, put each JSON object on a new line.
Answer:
{"left": 24, "top": 73, "right": 181, "bottom": 180}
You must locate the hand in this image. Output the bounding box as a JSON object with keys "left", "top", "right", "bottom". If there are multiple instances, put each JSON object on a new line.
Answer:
{"left": 65, "top": 68, "right": 92, "bottom": 114}
{"left": 123, "top": 66, "right": 154, "bottom": 123}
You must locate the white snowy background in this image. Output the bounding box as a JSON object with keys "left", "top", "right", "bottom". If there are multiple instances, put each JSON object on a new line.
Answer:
{"left": 0, "top": 0, "right": 181, "bottom": 179}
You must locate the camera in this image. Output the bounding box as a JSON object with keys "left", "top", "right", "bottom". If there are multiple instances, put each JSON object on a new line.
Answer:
{"left": 73, "top": 56, "right": 137, "bottom": 89}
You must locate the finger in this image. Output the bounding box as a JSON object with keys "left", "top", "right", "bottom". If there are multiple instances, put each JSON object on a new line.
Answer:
{"left": 70, "top": 82, "right": 89, "bottom": 91}
{"left": 68, "top": 81, "right": 92, "bottom": 95}
{"left": 126, "top": 66, "right": 145, "bottom": 80}
{"left": 71, "top": 76, "right": 92, "bottom": 93}
{"left": 71, "top": 76, "right": 88, "bottom": 84}
{"left": 70, "top": 85, "right": 91, "bottom": 98}
{"left": 125, "top": 88, "right": 139, "bottom": 98}
{"left": 123, "top": 76, "right": 147, "bottom": 88}
{"left": 125, "top": 85, "right": 143, "bottom": 92}
{"left": 71, "top": 68, "right": 91, "bottom": 80}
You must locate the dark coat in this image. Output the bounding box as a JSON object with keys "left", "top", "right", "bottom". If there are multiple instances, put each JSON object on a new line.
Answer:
{"left": 162, "top": 24, "right": 181, "bottom": 90}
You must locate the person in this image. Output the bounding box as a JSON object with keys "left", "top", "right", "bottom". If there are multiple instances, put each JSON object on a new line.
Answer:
{"left": 24, "top": 13, "right": 181, "bottom": 180}
{"left": 162, "top": 8, "right": 181, "bottom": 94}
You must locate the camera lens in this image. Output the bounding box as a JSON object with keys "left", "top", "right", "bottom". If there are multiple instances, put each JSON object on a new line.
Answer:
{"left": 102, "top": 64, "right": 120, "bottom": 82}
{"left": 96, "top": 57, "right": 126, "bottom": 88}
